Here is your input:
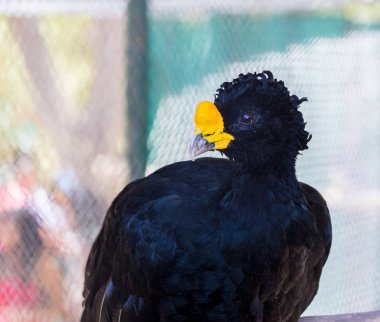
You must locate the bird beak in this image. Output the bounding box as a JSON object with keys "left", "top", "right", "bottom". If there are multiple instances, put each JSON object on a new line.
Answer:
{"left": 189, "top": 101, "right": 234, "bottom": 160}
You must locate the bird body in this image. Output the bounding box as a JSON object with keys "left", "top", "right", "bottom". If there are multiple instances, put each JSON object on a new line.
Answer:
{"left": 81, "top": 72, "right": 332, "bottom": 322}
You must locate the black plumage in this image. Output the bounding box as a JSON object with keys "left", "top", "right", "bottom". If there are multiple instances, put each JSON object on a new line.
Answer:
{"left": 81, "top": 71, "right": 332, "bottom": 322}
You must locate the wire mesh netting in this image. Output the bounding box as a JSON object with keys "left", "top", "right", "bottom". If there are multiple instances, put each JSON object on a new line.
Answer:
{"left": 0, "top": 0, "right": 379, "bottom": 321}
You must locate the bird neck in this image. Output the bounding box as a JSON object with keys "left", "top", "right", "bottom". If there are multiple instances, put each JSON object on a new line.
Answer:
{"left": 233, "top": 161, "right": 300, "bottom": 199}
{"left": 240, "top": 159, "right": 296, "bottom": 177}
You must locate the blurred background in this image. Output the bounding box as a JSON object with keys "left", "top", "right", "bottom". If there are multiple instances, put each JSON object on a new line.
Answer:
{"left": 0, "top": 0, "right": 379, "bottom": 321}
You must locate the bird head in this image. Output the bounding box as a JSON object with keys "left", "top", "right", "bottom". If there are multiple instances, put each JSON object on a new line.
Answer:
{"left": 190, "top": 71, "right": 311, "bottom": 167}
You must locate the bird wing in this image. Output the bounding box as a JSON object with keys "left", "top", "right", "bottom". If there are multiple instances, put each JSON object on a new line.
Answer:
{"left": 252, "top": 182, "right": 332, "bottom": 322}
{"left": 278, "top": 182, "right": 332, "bottom": 319}
{"left": 81, "top": 158, "right": 237, "bottom": 321}
{"left": 300, "top": 182, "right": 332, "bottom": 261}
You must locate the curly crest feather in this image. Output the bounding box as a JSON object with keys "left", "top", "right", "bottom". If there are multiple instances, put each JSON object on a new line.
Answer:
{"left": 215, "top": 71, "right": 311, "bottom": 154}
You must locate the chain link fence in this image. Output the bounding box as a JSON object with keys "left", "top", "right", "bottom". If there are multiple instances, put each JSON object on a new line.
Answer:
{"left": 0, "top": 0, "right": 379, "bottom": 321}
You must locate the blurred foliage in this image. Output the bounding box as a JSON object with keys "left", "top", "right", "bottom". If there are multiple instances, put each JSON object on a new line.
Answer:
{"left": 39, "top": 16, "right": 94, "bottom": 108}
{"left": 0, "top": 15, "right": 96, "bottom": 185}
{"left": 0, "top": 17, "right": 40, "bottom": 173}
{"left": 343, "top": 2, "right": 380, "bottom": 24}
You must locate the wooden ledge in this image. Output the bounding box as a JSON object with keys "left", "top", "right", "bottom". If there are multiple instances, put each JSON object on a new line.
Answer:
{"left": 300, "top": 311, "right": 380, "bottom": 321}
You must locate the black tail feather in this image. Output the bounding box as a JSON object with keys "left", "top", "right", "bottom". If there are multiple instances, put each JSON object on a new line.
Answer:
{"left": 81, "top": 280, "right": 121, "bottom": 322}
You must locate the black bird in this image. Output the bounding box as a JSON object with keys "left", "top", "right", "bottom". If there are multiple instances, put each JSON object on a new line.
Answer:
{"left": 81, "top": 71, "right": 332, "bottom": 322}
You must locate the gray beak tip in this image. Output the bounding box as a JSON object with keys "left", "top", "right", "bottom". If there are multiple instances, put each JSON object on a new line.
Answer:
{"left": 189, "top": 134, "right": 215, "bottom": 160}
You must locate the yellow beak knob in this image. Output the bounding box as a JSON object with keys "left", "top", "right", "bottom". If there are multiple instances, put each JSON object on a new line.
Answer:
{"left": 194, "top": 101, "right": 234, "bottom": 150}
{"left": 194, "top": 101, "right": 225, "bottom": 135}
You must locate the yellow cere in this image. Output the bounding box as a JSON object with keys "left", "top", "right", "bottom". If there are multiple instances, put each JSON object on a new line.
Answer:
{"left": 194, "top": 100, "right": 234, "bottom": 150}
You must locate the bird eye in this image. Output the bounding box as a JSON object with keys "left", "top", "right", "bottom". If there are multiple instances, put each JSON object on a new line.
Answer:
{"left": 239, "top": 112, "right": 256, "bottom": 125}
